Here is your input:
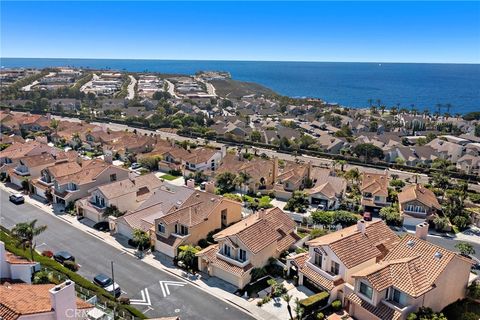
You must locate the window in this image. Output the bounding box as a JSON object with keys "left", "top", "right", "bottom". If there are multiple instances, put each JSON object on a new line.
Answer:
{"left": 176, "top": 224, "right": 188, "bottom": 235}
{"left": 158, "top": 223, "right": 165, "bottom": 233}
{"left": 359, "top": 282, "right": 373, "bottom": 299}
{"left": 221, "top": 209, "right": 227, "bottom": 221}
{"left": 238, "top": 249, "right": 247, "bottom": 262}
{"left": 391, "top": 288, "right": 407, "bottom": 306}
{"left": 314, "top": 252, "right": 323, "bottom": 268}
{"left": 374, "top": 195, "right": 381, "bottom": 202}
{"left": 330, "top": 261, "right": 340, "bottom": 275}
{"left": 406, "top": 204, "right": 415, "bottom": 212}
{"left": 223, "top": 244, "right": 231, "bottom": 257}
{"left": 110, "top": 173, "right": 117, "bottom": 182}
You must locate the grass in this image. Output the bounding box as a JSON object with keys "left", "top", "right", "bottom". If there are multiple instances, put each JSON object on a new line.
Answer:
{"left": 243, "top": 195, "right": 273, "bottom": 208}
{"left": 0, "top": 229, "right": 146, "bottom": 319}
{"left": 159, "top": 174, "right": 180, "bottom": 181}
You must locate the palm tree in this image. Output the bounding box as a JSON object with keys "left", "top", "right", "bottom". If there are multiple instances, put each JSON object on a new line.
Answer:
{"left": 445, "top": 103, "right": 452, "bottom": 114}
{"left": 234, "top": 171, "right": 251, "bottom": 194}
{"left": 11, "top": 220, "right": 47, "bottom": 261}
{"left": 294, "top": 297, "right": 304, "bottom": 320}
{"left": 436, "top": 103, "right": 442, "bottom": 115}
{"left": 338, "top": 160, "right": 347, "bottom": 172}
{"left": 367, "top": 99, "right": 373, "bottom": 107}
{"left": 50, "top": 119, "right": 60, "bottom": 134}
{"left": 376, "top": 99, "right": 382, "bottom": 107}
{"left": 444, "top": 112, "right": 451, "bottom": 120}
{"left": 132, "top": 228, "right": 150, "bottom": 252}
{"left": 390, "top": 106, "right": 398, "bottom": 115}
{"left": 380, "top": 105, "right": 386, "bottom": 115}
{"left": 282, "top": 294, "right": 294, "bottom": 320}
{"left": 423, "top": 109, "right": 430, "bottom": 117}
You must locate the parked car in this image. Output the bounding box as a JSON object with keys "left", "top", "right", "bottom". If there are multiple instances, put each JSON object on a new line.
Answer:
{"left": 93, "top": 221, "right": 109, "bottom": 231}
{"left": 93, "top": 274, "right": 122, "bottom": 297}
{"left": 53, "top": 251, "right": 75, "bottom": 263}
{"left": 363, "top": 212, "right": 372, "bottom": 221}
{"left": 130, "top": 163, "right": 142, "bottom": 170}
{"left": 9, "top": 193, "right": 25, "bottom": 204}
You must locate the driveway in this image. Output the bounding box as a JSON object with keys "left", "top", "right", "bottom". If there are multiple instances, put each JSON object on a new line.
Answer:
{"left": 0, "top": 189, "right": 254, "bottom": 320}
{"left": 126, "top": 75, "right": 137, "bottom": 100}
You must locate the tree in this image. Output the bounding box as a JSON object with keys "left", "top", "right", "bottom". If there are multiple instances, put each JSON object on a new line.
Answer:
{"left": 215, "top": 172, "right": 237, "bottom": 194}
{"left": 12, "top": 219, "right": 47, "bottom": 261}
{"left": 178, "top": 245, "right": 197, "bottom": 271}
{"left": 294, "top": 297, "right": 304, "bottom": 320}
{"left": 455, "top": 242, "right": 475, "bottom": 256}
{"left": 333, "top": 211, "right": 359, "bottom": 227}
{"left": 282, "top": 294, "right": 294, "bottom": 320}
{"left": 344, "top": 168, "right": 360, "bottom": 185}
{"left": 132, "top": 228, "right": 150, "bottom": 251}
{"left": 103, "top": 205, "right": 124, "bottom": 218}
{"left": 407, "top": 307, "right": 447, "bottom": 320}
{"left": 138, "top": 155, "right": 161, "bottom": 171}
{"left": 311, "top": 211, "right": 334, "bottom": 226}
{"left": 353, "top": 143, "right": 384, "bottom": 162}
{"left": 250, "top": 130, "right": 262, "bottom": 142}
{"left": 379, "top": 205, "right": 403, "bottom": 226}
{"left": 284, "top": 191, "right": 309, "bottom": 213}
{"left": 50, "top": 119, "right": 60, "bottom": 134}
{"left": 433, "top": 216, "right": 449, "bottom": 231}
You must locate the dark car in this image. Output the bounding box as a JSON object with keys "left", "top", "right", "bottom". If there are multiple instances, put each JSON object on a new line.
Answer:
{"left": 363, "top": 212, "right": 372, "bottom": 221}
{"left": 53, "top": 251, "right": 75, "bottom": 263}
{"left": 9, "top": 193, "right": 25, "bottom": 204}
{"left": 93, "top": 274, "right": 121, "bottom": 297}
{"left": 93, "top": 221, "right": 109, "bottom": 232}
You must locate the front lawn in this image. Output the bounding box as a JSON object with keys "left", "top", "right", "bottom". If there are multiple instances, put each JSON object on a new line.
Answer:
{"left": 160, "top": 174, "right": 180, "bottom": 181}
{"left": 243, "top": 195, "right": 273, "bottom": 209}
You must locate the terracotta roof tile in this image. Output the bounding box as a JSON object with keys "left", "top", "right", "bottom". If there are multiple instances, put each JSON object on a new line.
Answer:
{"left": 397, "top": 184, "right": 441, "bottom": 210}
{"left": 196, "top": 244, "right": 253, "bottom": 276}
{"left": 360, "top": 172, "right": 389, "bottom": 196}
{"left": 347, "top": 293, "right": 401, "bottom": 320}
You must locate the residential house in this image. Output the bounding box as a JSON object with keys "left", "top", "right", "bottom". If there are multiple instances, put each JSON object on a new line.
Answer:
{"left": 426, "top": 138, "right": 465, "bottom": 163}
{"left": 397, "top": 184, "right": 441, "bottom": 219}
{"left": 196, "top": 207, "right": 299, "bottom": 289}
{"left": 0, "top": 241, "right": 40, "bottom": 284}
{"left": 33, "top": 159, "right": 130, "bottom": 207}
{"left": 0, "top": 280, "right": 92, "bottom": 320}
{"left": 0, "top": 141, "right": 54, "bottom": 165}
{"left": 114, "top": 183, "right": 195, "bottom": 239}
{"left": 360, "top": 172, "right": 390, "bottom": 212}
{"left": 76, "top": 173, "right": 163, "bottom": 223}
{"left": 346, "top": 225, "right": 472, "bottom": 320}
{"left": 153, "top": 191, "right": 242, "bottom": 258}
{"left": 316, "top": 135, "right": 346, "bottom": 154}
{"left": 307, "top": 168, "right": 347, "bottom": 210}
{"left": 385, "top": 146, "right": 438, "bottom": 167}
{"left": 286, "top": 220, "right": 399, "bottom": 303}
{"left": 50, "top": 99, "right": 81, "bottom": 112}
{"left": 182, "top": 147, "right": 223, "bottom": 173}
{"left": 456, "top": 154, "right": 480, "bottom": 176}
{"left": 7, "top": 153, "right": 58, "bottom": 189}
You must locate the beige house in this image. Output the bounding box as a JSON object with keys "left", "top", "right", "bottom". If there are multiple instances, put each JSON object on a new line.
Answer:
{"left": 287, "top": 220, "right": 399, "bottom": 303}
{"left": 197, "top": 207, "right": 299, "bottom": 289}
{"left": 0, "top": 141, "right": 53, "bottom": 166}
{"left": 7, "top": 153, "right": 57, "bottom": 189}
{"left": 33, "top": 159, "right": 130, "bottom": 207}
{"left": 346, "top": 225, "right": 472, "bottom": 320}
{"left": 397, "top": 184, "right": 441, "bottom": 219}
{"left": 75, "top": 173, "right": 162, "bottom": 223}
{"left": 306, "top": 168, "right": 347, "bottom": 210}
{"left": 360, "top": 171, "right": 390, "bottom": 211}
{"left": 153, "top": 191, "right": 242, "bottom": 257}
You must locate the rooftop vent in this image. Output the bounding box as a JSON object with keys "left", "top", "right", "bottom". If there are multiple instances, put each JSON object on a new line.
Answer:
{"left": 406, "top": 240, "right": 415, "bottom": 248}
{"left": 176, "top": 200, "right": 182, "bottom": 205}
{"left": 434, "top": 252, "right": 443, "bottom": 259}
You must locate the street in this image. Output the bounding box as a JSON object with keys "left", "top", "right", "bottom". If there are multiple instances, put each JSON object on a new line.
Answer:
{"left": 0, "top": 189, "right": 254, "bottom": 320}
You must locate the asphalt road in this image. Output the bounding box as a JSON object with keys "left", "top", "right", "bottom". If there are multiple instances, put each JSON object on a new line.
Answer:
{"left": 0, "top": 189, "right": 254, "bottom": 320}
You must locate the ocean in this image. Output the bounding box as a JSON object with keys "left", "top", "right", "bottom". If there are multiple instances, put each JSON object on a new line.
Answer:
{"left": 1, "top": 58, "right": 479, "bottom": 114}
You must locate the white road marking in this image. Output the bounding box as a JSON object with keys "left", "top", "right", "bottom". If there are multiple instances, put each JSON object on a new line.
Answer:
{"left": 130, "top": 288, "right": 151, "bottom": 306}
{"left": 158, "top": 280, "right": 185, "bottom": 298}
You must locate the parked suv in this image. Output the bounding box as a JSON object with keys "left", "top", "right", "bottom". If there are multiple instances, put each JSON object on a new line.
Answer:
{"left": 53, "top": 251, "right": 75, "bottom": 264}
{"left": 93, "top": 274, "right": 122, "bottom": 297}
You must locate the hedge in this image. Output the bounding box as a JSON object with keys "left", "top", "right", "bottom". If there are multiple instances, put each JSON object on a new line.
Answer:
{"left": 0, "top": 230, "right": 146, "bottom": 319}
{"left": 299, "top": 291, "right": 330, "bottom": 314}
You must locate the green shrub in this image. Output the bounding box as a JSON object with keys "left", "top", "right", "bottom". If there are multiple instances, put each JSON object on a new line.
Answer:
{"left": 251, "top": 267, "right": 268, "bottom": 281}
{"left": 316, "top": 312, "right": 325, "bottom": 320}
{"left": 198, "top": 239, "right": 209, "bottom": 248}
{"left": 33, "top": 271, "right": 51, "bottom": 284}
{"left": 299, "top": 291, "right": 329, "bottom": 313}
{"left": 331, "top": 299, "right": 342, "bottom": 311}
{"left": 63, "top": 260, "right": 79, "bottom": 272}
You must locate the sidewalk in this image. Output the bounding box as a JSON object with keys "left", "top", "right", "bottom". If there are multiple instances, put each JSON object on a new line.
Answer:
{"left": 0, "top": 183, "right": 277, "bottom": 320}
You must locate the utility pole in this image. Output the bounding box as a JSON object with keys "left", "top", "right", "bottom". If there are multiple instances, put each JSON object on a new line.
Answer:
{"left": 111, "top": 260, "right": 116, "bottom": 320}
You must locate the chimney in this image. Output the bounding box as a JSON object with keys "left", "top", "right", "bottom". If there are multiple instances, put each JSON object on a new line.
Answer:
{"left": 205, "top": 180, "right": 215, "bottom": 194}
{"left": 186, "top": 179, "right": 195, "bottom": 188}
{"left": 357, "top": 219, "right": 367, "bottom": 234}
{"left": 49, "top": 280, "right": 77, "bottom": 320}
{"left": 415, "top": 222, "right": 429, "bottom": 240}
{"left": 0, "top": 241, "right": 9, "bottom": 280}
{"left": 104, "top": 153, "right": 113, "bottom": 164}
{"left": 258, "top": 208, "right": 266, "bottom": 220}
{"left": 46, "top": 113, "right": 52, "bottom": 120}
{"left": 272, "top": 157, "right": 279, "bottom": 182}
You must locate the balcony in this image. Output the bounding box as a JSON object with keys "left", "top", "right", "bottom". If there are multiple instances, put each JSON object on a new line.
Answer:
{"left": 13, "top": 167, "right": 30, "bottom": 176}
{"left": 306, "top": 261, "right": 342, "bottom": 282}
{"left": 382, "top": 299, "right": 412, "bottom": 315}
{"left": 89, "top": 200, "right": 106, "bottom": 210}
{"left": 39, "top": 177, "right": 54, "bottom": 187}
{"left": 172, "top": 232, "right": 189, "bottom": 239}
{"left": 216, "top": 252, "right": 250, "bottom": 268}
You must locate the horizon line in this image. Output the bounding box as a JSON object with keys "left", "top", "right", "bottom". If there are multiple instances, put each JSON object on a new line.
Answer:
{"left": 1, "top": 57, "right": 479, "bottom": 65}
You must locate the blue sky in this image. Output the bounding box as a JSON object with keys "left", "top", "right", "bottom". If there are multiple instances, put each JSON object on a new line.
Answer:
{"left": 1, "top": 1, "right": 479, "bottom": 63}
